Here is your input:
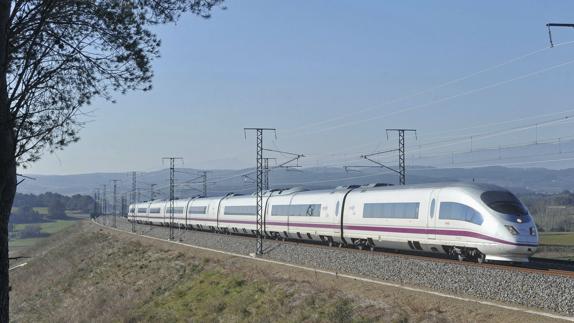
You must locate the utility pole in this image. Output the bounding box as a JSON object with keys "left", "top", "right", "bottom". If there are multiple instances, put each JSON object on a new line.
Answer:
{"left": 386, "top": 129, "right": 417, "bottom": 185}
{"left": 96, "top": 189, "right": 101, "bottom": 218}
{"left": 112, "top": 180, "right": 119, "bottom": 228}
{"left": 244, "top": 128, "right": 276, "bottom": 256}
{"left": 162, "top": 157, "right": 183, "bottom": 240}
{"left": 150, "top": 183, "right": 156, "bottom": 201}
{"left": 93, "top": 190, "right": 98, "bottom": 219}
{"left": 201, "top": 171, "right": 208, "bottom": 197}
{"left": 262, "top": 158, "right": 270, "bottom": 191}
{"left": 131, "top": 172, "right": 137, "bottom": 232}
{"left": 121, "top": 193, "right": 126, "bottom": 217}
{"left": 102, "top": 184, "right": 107, "bottom": 225}
{"left": 131, "top": 171, "right": 137, "bottom": 203}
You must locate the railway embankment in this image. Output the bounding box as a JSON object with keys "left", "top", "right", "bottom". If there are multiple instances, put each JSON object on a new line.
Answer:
{"left": 101, "top": 217, "right": 574, "bottom": 319}
{"left": 8, "top": 219, "right": 572, "bottom": 322}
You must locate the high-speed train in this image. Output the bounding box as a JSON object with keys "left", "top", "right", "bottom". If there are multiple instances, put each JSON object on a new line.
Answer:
{"left": 128, "top": 182, "right": 539, "bottom": 262}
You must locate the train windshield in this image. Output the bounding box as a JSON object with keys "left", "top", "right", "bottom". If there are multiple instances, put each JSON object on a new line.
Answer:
{"left": 480, "top": 191, "right": 531, "bottom": 223}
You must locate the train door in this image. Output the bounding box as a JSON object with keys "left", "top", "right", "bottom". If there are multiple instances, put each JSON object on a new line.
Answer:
{"left": 426, "top": 189, "right": 440, "bottom": 240}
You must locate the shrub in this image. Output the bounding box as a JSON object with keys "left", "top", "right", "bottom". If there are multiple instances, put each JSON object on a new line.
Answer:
{"left": 328, "top": 298, "right": 354, "bottom": 323}
{"left": 19, "top": 225, "right": 49, "bottom": 239}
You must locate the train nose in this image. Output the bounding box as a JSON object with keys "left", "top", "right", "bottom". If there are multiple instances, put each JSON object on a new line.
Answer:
{"left": 515, "top": 226, "right": 539, "bottom": 249}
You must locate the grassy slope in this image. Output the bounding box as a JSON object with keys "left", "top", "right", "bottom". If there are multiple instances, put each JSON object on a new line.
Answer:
{"left": 9, "top": 222, "right": 561, "bottom": 323}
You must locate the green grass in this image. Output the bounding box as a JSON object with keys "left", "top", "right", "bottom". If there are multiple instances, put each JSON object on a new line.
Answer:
{"left": 128, "top": 268, "right": 367, "bottom": 323}
{"left": 13, "top": 220, "right": 75, "bottom": 233}
{"left": 540, "top": 232, "right": 574, "bottom": 246}
{"left": 33, "top": 207, "right": 49, "bottom": 215}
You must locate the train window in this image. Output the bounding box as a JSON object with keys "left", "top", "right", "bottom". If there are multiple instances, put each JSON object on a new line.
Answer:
{"left": 137, "top": 208, "right": 147, "bottom": 213}
{"left": 129, "top": 208, "right": 136, "bottom": 214}
{"left": 188, "top": 206, "right": 207, "bottom": 214}
{"left": 439, "top": 202, "right": 483, "bottom": 225}
{"left": 480, "top": 191, "right": 531, "bottom": 223}
{"left": 166, "top": 207, "right": 184, "bottom": 214}
{"left": 224, "top": 205, "right": 257, "bottom": 216}
{"left": 363, "top": 203, "right": 420, "bottom": 219}
{"left": 149, "top": 208, "right": 161, "bottom": 214}
{"left": 335, "top": 201, "right": 340, "bottom": 217}
{"left": 271, "top": 204, "right": 321, "bottom": 217}
{"left": 430, "top": 199, "right": 435, "bottom": 218}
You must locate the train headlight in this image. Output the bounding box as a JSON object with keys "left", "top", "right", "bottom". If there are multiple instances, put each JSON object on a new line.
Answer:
{"left": 505, "top": 225, "right": 519, "bottom": 235}
{"left": 529, "top": 226, "right": 537, "bottom": 236}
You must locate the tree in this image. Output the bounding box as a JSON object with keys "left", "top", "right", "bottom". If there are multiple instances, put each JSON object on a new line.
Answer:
{"left": 0, "top": 1, "right": 223, "bottom": 320}
{"left": 18, "top": 224, "right": 47, "bottom": 239}
{"left": 47, "top": 199, "right": 65, "bottom": 219}
{"left": 10, "top": 205, "right": 41, "bottom": 223}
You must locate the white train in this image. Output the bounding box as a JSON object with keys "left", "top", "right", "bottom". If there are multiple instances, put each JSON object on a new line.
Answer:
{"left": 128, "top": 182, "right": 539, "bottom": 262}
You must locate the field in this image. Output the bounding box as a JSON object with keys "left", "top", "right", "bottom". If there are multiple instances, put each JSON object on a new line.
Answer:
{"left": 10, "top": 206, "right": 48, "bottom": 215}
{"left": 8, "top": 211, "right": 86, "bottom": 253}
{"left": 539, "top": 232, "right": 574, "bottom": 246}
{"left": 535, "top": 232, "right": 574, "bottom": 260}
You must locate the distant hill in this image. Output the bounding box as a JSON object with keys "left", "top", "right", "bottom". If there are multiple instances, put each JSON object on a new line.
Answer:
{"left": 18, "top": 166, "right": 574, "bottom": 197}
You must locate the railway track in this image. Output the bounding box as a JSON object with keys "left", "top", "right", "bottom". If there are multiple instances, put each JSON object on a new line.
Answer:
{"left": 130, "top": 220, "right": 574, "bottom": 278}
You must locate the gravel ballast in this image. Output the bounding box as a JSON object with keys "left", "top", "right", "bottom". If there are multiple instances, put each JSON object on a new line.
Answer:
{"left": 96, "top": 217, "right": 574, "bottom": 316}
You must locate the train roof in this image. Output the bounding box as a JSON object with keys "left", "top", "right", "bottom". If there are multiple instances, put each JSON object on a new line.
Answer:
{"left": 131, "top": 181, "right": 508, "bottom": 205}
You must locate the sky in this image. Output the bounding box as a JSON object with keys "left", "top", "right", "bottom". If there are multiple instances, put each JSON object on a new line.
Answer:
{"left": 25, "top": 0, "right": 574, "bottom": 175}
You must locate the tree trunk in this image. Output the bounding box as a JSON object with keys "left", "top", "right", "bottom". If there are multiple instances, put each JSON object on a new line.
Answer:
{"left": 0, "top": 1, "right": 14, "bottom": 322}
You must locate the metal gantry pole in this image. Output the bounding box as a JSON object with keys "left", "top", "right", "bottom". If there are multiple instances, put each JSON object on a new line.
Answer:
{"left": 162, "top": 157, "right": 183, "bottom": 241}
{"left": 398, "top": 131, "right": 405, "bottom": 185}
{"left": 121, "top": 194, "right": 126, "bottom": 217}
{"left": 256, "top": 129, "right": 264, "bottom": 255}
{"left": 131, "top": 171, "right": 137, "bottom": 232}
{"left": 386, "top": 129, "right": 416, "bottom": 185}
{"left": 201, "top": 171, "right": 208, "bottom": 197}
{"left": 102, "top": 184, "right": 107, "bottom": 225}
{"left": 244, "top": 128, "right": 276, "bottom": 256}
{"left": 150, "top": 183, "right": 156, "bottom": 201}
{"left": 263, "top": 158, "right": 270, "bottom": 191}
{"left": 112, "top": 180, "right": 119, "bottom": 228}
{"left": 93, "top": 190, "right": 98, "bottom": 220}
{"left": 169, "top": 159, "right": 175, "bottom": 240}
{"left": 97, "top": 189, "right": 101, "bottom": 218}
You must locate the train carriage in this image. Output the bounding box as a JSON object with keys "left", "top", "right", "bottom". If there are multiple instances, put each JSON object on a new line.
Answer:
{"left": 266, "top": 187, "right": 345, "bottom": 244}
{"left": 186, "top": 196, "right": 220, "bottom": 231}
{"left": 342, "top": 185, "right": 429, "bottom": 250}
{"left": 218, "top": 194, "right": 259, "bottom": 234}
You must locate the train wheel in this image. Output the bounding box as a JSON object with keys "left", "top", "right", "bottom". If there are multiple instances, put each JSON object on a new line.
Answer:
{"left": 477, "top": 254, "right": 486, "bottom": 264}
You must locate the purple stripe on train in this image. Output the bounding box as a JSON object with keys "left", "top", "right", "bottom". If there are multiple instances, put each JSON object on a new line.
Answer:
{"left": 343, "top": 225, "right": 538, "bottom": 247}
{"left": 180, "top": 218, "right": 538, "bottom": 247}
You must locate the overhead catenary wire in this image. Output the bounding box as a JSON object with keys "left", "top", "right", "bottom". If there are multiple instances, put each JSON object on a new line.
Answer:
{"left": 282, "top": 40, "right": 574, "bottom": 138}
{"left": 299, "top": 112, "right": 574, "bottom": 168}
{"left": 288, "top": 57, "right": 574, "bottom": 139}
{"left": 286, "top": 106, "right": 574, "bottom": 165}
